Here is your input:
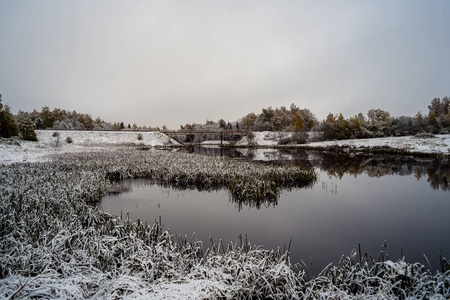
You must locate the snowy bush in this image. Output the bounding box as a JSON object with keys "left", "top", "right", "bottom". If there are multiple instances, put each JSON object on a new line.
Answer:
{"left": 299, "top": 244, "right": 450, "bottom": 299}
{"left": 278, "top": 133, "right": 308, "bottom": 145}
{"left": 247, "top": 130, "right": 255, "bottom": 141}
{"left": 51, "top": 131, "right": 61, "bottom": 147}
{"left": 414, "top": 133, "right": 436, "bottom": 139}
{"left": 16, "top": 115, "right": 37, "bottom": 141}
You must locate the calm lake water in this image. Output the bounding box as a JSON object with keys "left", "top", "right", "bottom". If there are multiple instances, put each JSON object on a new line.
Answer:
{"left": 99, "top": 148, "right": 450, "bottom": 274}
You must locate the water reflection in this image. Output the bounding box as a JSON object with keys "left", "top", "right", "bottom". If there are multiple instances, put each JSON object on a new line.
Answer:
{"left": 185, "top": 146, "right": 449, "bottom": 191}
{"left": 101, "top": 149, "right": 450, "bottom": 274}
{"left": 302, "top": 151, "right": 449, "bottom": 191}
{"left": 100, "top": 172, "right": 450, "bottom": 275}
{"left": 117, "top": 178, "right": 307, "bottom": 211}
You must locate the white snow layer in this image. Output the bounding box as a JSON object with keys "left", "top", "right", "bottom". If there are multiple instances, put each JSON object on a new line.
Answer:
{"left": 0, "top": 130, "right": 180, "bottom": 165}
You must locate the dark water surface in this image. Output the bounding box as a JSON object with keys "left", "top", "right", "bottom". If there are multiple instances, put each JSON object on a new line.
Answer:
{"left": 99, "top": 148, "right": 450, "bottom": 274}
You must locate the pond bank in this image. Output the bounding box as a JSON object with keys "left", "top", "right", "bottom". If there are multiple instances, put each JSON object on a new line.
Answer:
{"left": 228, "top": 132, "right": 450, "bottom": 157}
{"left": 1, "top": 131, "right": 449, "bottom": 165}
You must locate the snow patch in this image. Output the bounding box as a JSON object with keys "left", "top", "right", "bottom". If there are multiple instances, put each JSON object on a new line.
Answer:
{"left": 302, "top": 134, "right": 450, "bottom": 155}
{"left": 0, "top": 130, "right": 180, "bottom": 165}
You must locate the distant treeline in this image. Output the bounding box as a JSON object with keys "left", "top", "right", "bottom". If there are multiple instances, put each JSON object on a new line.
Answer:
{"left": 15, "top": 107, "right": 154, "bottom": 131}
{"left": 1, "top": 94, "right": 449, "bottom": 142}
{"left": 0, "top": 95, "right": 158, "bottom": 141}
{"left": 181, "top": 97, "right": 450, "bottom": 142}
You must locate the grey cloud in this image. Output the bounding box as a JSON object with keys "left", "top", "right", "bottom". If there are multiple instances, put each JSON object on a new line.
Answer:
{"left": 1, "top": 0, "right": 449, "bottom": 128}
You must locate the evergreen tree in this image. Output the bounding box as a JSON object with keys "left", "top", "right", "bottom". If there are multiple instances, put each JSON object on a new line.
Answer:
{"left": 16, "top": 113, "right": 37, "bottom": 141}
{"left": 218, "top": 119, "right": 226, "bottom": 129}
{"left": 442, "top": 97, "right": 449, "bottom": 115}
{"left": 322, "top": 113, "right": 337, "bottom": 140}
{"left": 428, "top": 98, "right": 442, "bottom": 117}
{"left": 40, "top": 106, "right": 55, "bottom": 128}
{"left": 0, "top": 94, "right": 19, "bottom": 138}
{"left": 335, "top": 113, "right": 351, "bottom": 140}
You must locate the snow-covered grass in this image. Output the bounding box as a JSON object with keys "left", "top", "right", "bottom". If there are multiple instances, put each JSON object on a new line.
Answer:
{"left": 0, "top": 149, "right": 317, "bottom": 298}
{"left": 1, "top": 132, "right": 449, "bottom": 298}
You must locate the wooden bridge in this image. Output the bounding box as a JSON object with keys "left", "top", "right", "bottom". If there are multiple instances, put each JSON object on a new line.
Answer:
{"left": 161, "top": 131, "right": 247, "bottom": 146}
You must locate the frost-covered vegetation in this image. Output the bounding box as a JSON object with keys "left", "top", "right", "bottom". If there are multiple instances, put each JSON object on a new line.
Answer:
{"left": 175, "top": 97, "right": 450, "bottom": 145}
{"left": 1, "top": 149, "right": 449, "bottom": 299}
{"left": 15, "top": 106, "right": 157, "bottom": 132}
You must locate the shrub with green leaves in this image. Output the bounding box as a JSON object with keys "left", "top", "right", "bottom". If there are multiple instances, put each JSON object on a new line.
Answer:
{"left": 16, "top": 115, "right": 37, "bottom": 141}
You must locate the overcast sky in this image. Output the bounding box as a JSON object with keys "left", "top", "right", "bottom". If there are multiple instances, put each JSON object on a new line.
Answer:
{"left": 1, "top": 1, "right": 449, "bottom": 129}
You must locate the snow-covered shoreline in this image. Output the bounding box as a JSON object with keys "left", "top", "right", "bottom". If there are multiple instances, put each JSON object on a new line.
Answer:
{"left": 236, "top": 131, "right": 450, "bottom": 155}
{"left": 1, "top": 130, "right": 449, "bottom": 165}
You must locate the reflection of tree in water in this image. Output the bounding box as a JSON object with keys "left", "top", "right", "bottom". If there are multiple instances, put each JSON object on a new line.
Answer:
{"left": 282, "top": 150, "right": 449, "bottom": 191}
{"left": 426, "top": 160, "right": 449, "bottom": 191}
